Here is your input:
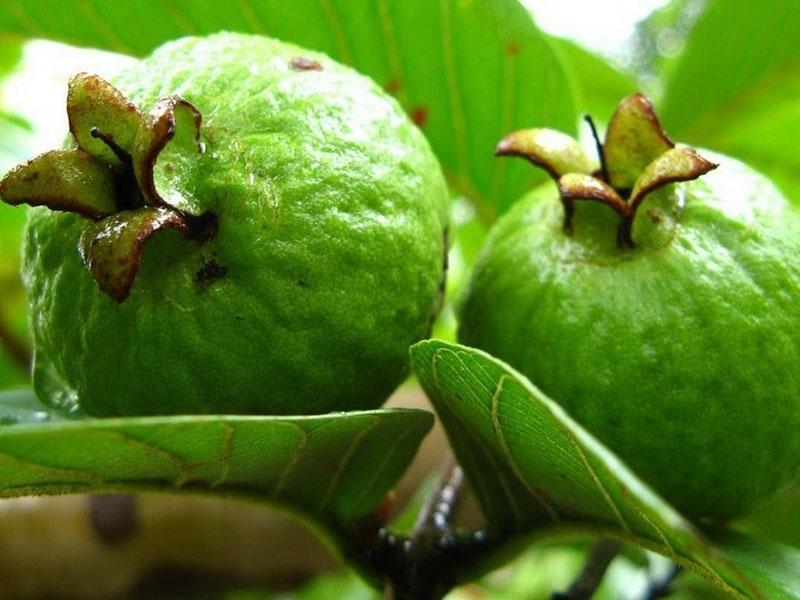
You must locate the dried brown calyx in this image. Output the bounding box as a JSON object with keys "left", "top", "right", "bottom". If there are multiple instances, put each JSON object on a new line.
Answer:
{"left": 0, "top": 73, "right": 205, "bottom": 302}
{"left": 495, "top": 93, "right": 718, "bottom": 248}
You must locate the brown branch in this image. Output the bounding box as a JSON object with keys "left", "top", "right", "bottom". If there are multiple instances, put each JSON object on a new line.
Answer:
{"left": 640, "top": 564, "right": 682, "bottom": 600}
{"left": 551, "top": 539, "right": 622, "bottom": 600}
{"left": 346, "top": 452, "right": 490, "bottom": 600}
{"left": 412, "top": 454, "right": 465, "bottom": 545}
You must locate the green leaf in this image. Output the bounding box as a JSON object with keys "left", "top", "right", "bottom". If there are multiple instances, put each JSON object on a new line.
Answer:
{"left": 0, "top": 36, "right": 29, "bottom": 172}
{"left": 0, "top": 0, "right": 578, "bottom": 221}
{"left": 0, "top": 36, "right": 22, "bottom": 81}
{"left": 659, "top": 0, "right": 800, "bottom": 203}
{"left": 706, "top": 530, "right": 800, "bottom": 600}
{"left": 0, "top": 109, "right": 32, "bottom": 174}
{"left": 0, "top": 43, "right": 33, "bottom": 390}
{"left": 0, "top": 389, "right": 432, "bottom": 538}
{"left": 736, "top": 491, "right": 800, "bottom": 550}
{"left": 547, "top": 36, "right": 637, "bottom": 119}
{"left": 410, "top": 340, "right": 800, "bottom": 599}
{"left": 0, "top": 388, "right": 63, "bottom": 425}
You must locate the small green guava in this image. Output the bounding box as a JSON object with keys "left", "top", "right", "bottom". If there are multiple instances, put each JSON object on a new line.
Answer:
{"left": 0, "top": 33, "right": 449, "bottom": 417}
{"left": 458, "top": 94, "right": 800, "bottom": 521}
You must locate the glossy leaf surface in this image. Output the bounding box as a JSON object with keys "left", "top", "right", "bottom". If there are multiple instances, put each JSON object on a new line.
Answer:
{"left": 411, "top": 340, "right": 800, "bottom": 599}
{"left": 0, "top": 390, "right": 432, "bottom": 533}
{"left": 659, "top": 0, "right": 800, "bottom": 202}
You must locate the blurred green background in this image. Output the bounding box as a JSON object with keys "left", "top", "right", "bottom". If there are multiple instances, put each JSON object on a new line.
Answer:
{"left": 0, "top": 0, "right": 798, "bottom": 597}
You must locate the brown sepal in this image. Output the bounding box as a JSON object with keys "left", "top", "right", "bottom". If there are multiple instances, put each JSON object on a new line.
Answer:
{"left": 79, "top": 206, "right": 189, "bottom": 302}
{"left": 604, "top": 93, "right": 674, "bottom": 191}
{"left": 133, "top": 96, "right": 202, "bottom": 211}
{"left": 67, "top": 73, "right": 145, "bottom": 168}
{"left": 495, "top": 129, "right": 591, "bottom": 180}
{"left": 0, "top": 149, "right": 117, "bottom": 220}
{"left": 629, "top": 147, "right": 719, "bottom": 211}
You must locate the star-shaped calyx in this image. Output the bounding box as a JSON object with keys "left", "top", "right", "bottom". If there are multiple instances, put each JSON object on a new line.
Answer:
{"left": 495, "top": 93, "right": 718, "bottom": 248}
{"left": 0, "top": 73, "right": 207, "bottom": 302}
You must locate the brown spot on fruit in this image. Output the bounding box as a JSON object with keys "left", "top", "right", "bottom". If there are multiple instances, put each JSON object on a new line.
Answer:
{"left": 195, "top": 258, "right": 227, "bottom": 288}
{"left": 410, "top": 106, "right": 428, "bottom": 127}
{"left": 290, "top": 56, "right": 323, "bottom": 71}
{"left": 506, "top": 42, "right": 520, "bottom": 56}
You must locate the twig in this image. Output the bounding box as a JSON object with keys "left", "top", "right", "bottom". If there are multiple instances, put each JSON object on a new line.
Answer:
{"left": 551, "top": 539, "right": 622, "bottom": 600}
{"left": 88, "top": 494, "right": 139, "bottom": 545}
{"left": 347, "top": 452, "right": 491, "bottom": 600}
{"left": 640, "top": 564, "right": 682, "bottom": 600}
{"left": 412, "top": 453, "right": 464, "bottom": 544}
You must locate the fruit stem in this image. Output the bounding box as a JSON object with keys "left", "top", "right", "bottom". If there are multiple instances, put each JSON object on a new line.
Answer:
{"left": 583, "top": 115, "right": 609, "bottom": 184}
{"left": 617, "top": 213, "right": 635, "bottom": 249}
{"left": 90, "top": 127, "right": 133, "bottom": 168}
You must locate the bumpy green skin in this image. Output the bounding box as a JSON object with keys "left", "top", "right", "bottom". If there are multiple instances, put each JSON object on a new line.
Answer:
{"left": 24, "top": 33, "right": 449, "bottom": 416}
{"left": 458, "top": 155, "right": 800, "bottom": 520}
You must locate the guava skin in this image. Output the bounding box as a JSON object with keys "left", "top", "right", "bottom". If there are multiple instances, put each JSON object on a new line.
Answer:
{"left": 23, "top": 33, "right": 449, "bottom": 416}
{"left": 458, "top": 155, "right": 800, "bottom": 521}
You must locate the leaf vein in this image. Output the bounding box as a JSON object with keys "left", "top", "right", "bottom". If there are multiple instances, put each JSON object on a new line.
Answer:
{"left": 73, "top": 0, "right": 131, "bottom": 54}
{"left": 350, "top": 420, "right": 418, "bottom": 515}
{"left": 561, "top": 429, "right": 631, "bottom": 534}
{"left": 211, "top": 423, "right": 235, "bottom": 488}
{"left": 270, "top": 427, "right": 309, "bottom": 500}
{"left": 318, "top": 416, "right": 380, "bottom": 514}
{"left": 440, "top": 0, "right": 470, "bottom": 182}
{"left": 490, "top": 374, "right": 560, "bottom": 521}
{"left": 432, "top": 349, "right": 527, "bottom": 527}
{"left": 319, "top": 0, "right": 355, "bottom": 65}
{"left": 234, "top": 0, "right": 267, "bottom": 33}
{"left": 376, "top": 0, "right": 410, "bottom": 106}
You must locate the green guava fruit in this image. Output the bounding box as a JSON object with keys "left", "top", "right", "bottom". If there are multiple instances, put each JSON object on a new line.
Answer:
{"left": 458, "top": 94, "right": 800, "bottom": 521}
{"left": 0, "top": 33, "right": 449, "bottom": 417}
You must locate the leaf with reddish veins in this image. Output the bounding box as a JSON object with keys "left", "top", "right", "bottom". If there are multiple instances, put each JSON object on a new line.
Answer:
{"left": 604, "top": 93, "right": 674, "bottom": 191}
{"left": 79, "top": 206, "right": 189, "bottom": 302}
{"left": 495, "top": 128, "right": 592, "bottom": 180}
{"left": 67, "top": 73, "right": 145, "bottom": 168}
{"left": 133, "top": 96, "right": 203, "bottom": 215}
{"left": 629, "top": 147, "right": 719, "bottom": 211}
{"left": 0, "top": 149, "right": 117, "bottom": 220}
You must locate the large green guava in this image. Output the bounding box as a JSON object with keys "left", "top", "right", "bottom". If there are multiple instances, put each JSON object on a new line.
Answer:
{"left": 0, "top": 33, "right": 449, "bottom": 417}
{"left": 458, "top": 95, "right": 800, "bottom": 521}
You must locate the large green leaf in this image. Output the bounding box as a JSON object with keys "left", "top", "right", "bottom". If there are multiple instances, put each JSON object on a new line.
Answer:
{"left": 0, "top": 390, "right": 432, "bottom": 543}
{"left": 410, "top": 340, "right": 800, "bottom": 599}
{"left": 659, "top": 0, "right": 800, "bottom": 202}
{"left": 547, "top": 36, "right": 637, "bottom": 120}
{"left": 0, "top": 110, "right": 31, "bottom": 173}
{"left": 0, "top": 36, "right": 21, "bottom": 85}
{"left": 0, "top": 0, "right": 577, "bottom": 221}
{"left": 0, "top": 112, "right": 31, "bottom": 390}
